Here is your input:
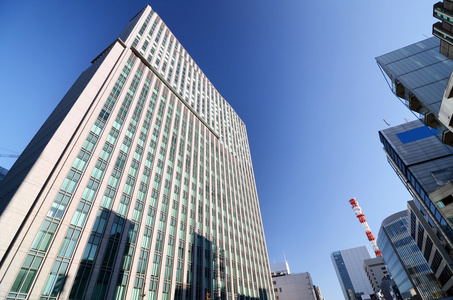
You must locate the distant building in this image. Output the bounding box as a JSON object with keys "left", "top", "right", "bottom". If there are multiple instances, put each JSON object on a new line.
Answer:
{"left": 377, "top": 210, "right": 445, "bottom": 299}
{"left": 363, "top": 257, "right": 389, "bottom": 294}
{"left": 379, "top": 278, "right": 401, "bottom": 300}
{"left": 271, "top": 261, "right": 291, "bottom": 276}
{"left": 331, "top": 246, "right": 374, "bottom": 300}
{"left": 313, "top": 285, "right": 324, "bottom": 300}
{"left": 270, "top": 262, "right": 316, "bottom": 300}
{"left": 272, "top": 272, "right": 316, "bottom": 300}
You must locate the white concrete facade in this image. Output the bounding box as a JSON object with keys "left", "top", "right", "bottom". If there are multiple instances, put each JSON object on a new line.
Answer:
{"left": 272, "top": 272, "right": 316, "bottom": 300}
{"left": 0, "top": 5, "right": 273, "bottom": 300}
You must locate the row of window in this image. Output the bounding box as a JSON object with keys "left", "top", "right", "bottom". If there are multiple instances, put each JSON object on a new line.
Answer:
{"left": 7, "top": 59, "right": 137, "bottom": 300}
{"left": 131, "top": 10, "right": 251, "bottom": 161}
{"left": 379, "top": 132, "right": 453, "bottom": 244}
{"left": 10, "top": 51, "right": 271, "bottom": 299}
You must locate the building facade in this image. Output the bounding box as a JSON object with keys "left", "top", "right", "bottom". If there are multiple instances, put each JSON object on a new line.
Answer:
{"left": 377, "top": 210, "right": 444, "bottom": 299}
{"left": 379, "top": 120, "right": 453, "bottom": 294}
{"left": 433, "top": 1, "right": 453, "bottom": 60}
{"left": 271, "top": 272, "right": 315, "bottom": 300}
{"left": 0, "top": 5, "right": 273, "bottom": 300}
{"left": 376, "top": 37, "right": 453, "bottom": 146}
{"left": 363, "top": 257, "right": 388, "bottom": 295}
{"left": 408, "top": 200, "right": 453, "bottom": 295}
{"left": 270, "top": 261, "right": 290, "bottom": 277}
{"left": 270, "top": 263, "right": 316, "bottom": 300}
{"left": 313, "top": 286, "right": 324, "bottom": 300}
{"left": 432, "top": 1, "right": 453, "bottom": 132}
{"left": 331, "top": 246, "right": 374, "bottom": 300}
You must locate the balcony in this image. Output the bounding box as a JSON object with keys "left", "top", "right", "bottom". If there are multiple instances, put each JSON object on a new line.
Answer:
{"left": 434, "top": 2, "right": 453, "bottom": 25}
{"left": 425, "top": 112, "right": 441, "bottom": 129}
{"left": 443, "top": 130, "right": 453, "bottom": 146}
{"left": 395, "top": 81, "right": 406, "bottom": 98}
{"left": 433, "top": 22, "right": 453, "bottom": 45}
{"left": 409, "top": 93, "right": 423, "bottom": 113}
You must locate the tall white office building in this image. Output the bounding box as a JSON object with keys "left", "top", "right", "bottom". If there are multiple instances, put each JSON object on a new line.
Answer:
{"left": 0, "top": 5, "right": 273, "bottom": 300}
{"left": 331, "top": 246, "right": 374, "bottom": 300}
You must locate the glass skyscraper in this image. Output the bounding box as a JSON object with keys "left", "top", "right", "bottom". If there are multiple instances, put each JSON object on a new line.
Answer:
{"left": 0, "top": 5, "right": 273, "bottom": 300}
{"left": 331, "top": 246, "right": 374, "bottom": 300}
{"left": 377, "top": 211, "right": 444, "bottom": 299}
{"left": 331, "top": 251, "right": 355, "bottom": 299}
{"left": 376, "top": 9, "right": 453, "bottom": 297}
{"left": 379, "top": 120, "right": 453, "bottom": 295}
{"left": 376, "top": 37, "right": 453, "bottom": 145}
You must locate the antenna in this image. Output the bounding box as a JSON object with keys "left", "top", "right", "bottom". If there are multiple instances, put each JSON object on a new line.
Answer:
{"left": 383, "top": 119, "right": 391, "bottom": 127}
{"left": 349, "top": 198, "right": 382, "bottom": 257}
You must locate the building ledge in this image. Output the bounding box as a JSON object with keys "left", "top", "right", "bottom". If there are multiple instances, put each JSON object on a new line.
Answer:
{"left": 434, "top": 22, "right": 453, "bottom": 45}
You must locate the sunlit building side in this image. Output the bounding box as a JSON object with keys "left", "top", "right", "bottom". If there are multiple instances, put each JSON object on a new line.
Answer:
{"left": 0, "top": 5, "right": 273, "bottom": 300}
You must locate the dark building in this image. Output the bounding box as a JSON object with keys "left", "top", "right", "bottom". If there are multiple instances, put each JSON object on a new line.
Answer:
{"left": 376, "top": 37, "right": 453, "bottom": 146}
{"left": 433, "top": 1, "right": 453, "bottom": 60}
{"left": 379, "top": 120, "right": 453, "bottom": 294}
{"left": 0, "top": 166, "right": 8, "bottom": 184}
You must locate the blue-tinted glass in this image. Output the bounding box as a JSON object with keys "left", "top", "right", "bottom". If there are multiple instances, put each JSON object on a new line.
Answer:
{"left": 378, "top": 214, "right": 444, "bottom": 298}
{"left": 430, "top": 202, "right": 436, "bottom": 215}
{"left": 435, "top": 210, "right": 442, "bottom": 222}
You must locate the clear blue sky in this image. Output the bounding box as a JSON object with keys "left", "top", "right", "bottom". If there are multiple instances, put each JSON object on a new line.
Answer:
{"left": 0, "top": 1, "right": 437, "bottom": 299}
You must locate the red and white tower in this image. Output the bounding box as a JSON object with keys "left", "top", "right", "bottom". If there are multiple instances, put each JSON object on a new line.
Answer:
{"left": 349, "top": 198, "right": 382, "bottom": 257}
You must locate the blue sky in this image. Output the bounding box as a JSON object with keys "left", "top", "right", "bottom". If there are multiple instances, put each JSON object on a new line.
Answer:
{"left": 0, "top": 1, "right": 438, "bottom": 299}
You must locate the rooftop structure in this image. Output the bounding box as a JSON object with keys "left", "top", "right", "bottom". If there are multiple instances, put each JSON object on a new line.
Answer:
{"left": 270, "top": 262, "right": 317, "bottom": 300}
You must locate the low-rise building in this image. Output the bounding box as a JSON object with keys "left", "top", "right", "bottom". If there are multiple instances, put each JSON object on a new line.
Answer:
{"left": 271, "top": 262, "right": 317, "bottom": 300}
